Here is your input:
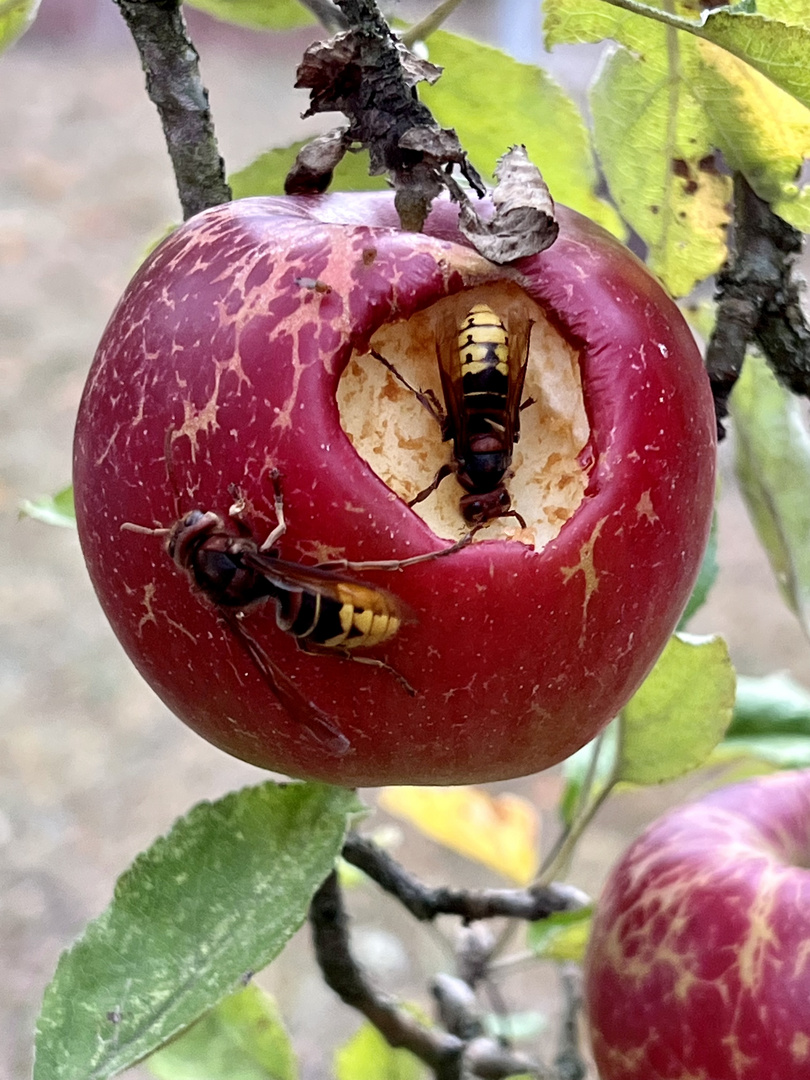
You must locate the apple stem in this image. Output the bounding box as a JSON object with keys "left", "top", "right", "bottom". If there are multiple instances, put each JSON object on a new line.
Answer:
{"left": 536, "top": 731, "right": 618, "bottom": 887}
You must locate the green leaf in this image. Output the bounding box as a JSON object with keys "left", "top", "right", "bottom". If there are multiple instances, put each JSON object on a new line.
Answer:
{"left": 230, "top": 144, "right": 389, "bottom": 199}
{"left": 335, "top": 1022, "right": 426, "bottom": 1080}
{"left": 19, "top": 484, "right": 76, "bottom": 529}
{"left": 730, "top": 352, "right": 810, "bottom": 639}
{"left": 0, "top": 0, "right": 41, "bottom": 53}
{"left": 618, "top": 633, "right": 736, "bottom": 784}
{"left": 697, "top": 10, "right": 810, "bottom": 112}
{"left": 35, "top": 782, "right": 362, "bottom": 1080}
{"left": 756, "top": 0, "right": 810, "bottom": 30}
{"left": 544, "top": 0, "right": 645, "bottom": 51}
{"left": 527, "top": 906, "right": 594, "bottom": 964}
{"left": 420, "top": 31, "right": 624, "bottom": 236}
{"left": 714, "top": 734, "right": 810, "bottom": 770}
{"left": 183, "top": 0, "right": 313, "bottom": 31}
{"left": 146, "top": 985, "right": 297, "bottom": 1080}
{"left": 678, "top": 510, "right": 718, "bottom": 629}
{"left": 729, "top": 672, "right": 810, "bottom": 738}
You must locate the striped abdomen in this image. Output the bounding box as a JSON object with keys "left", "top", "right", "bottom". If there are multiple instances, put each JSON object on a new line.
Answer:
{"left": 275, "top": 582, "right": 401, "bottom": 650}
{"left": 458, "top": 303, "right": 510, "bottom": 422}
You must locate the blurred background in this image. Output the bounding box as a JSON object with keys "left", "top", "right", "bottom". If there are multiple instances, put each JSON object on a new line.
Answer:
{"left": 2, "top": 1, "right": 809, "bottom": 1077}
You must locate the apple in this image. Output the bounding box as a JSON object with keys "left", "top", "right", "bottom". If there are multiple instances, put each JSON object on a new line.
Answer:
{"left": 584, "top": 769, "right": 810, "bottom": 1079}
{"left": 72, "top": 192, "right": 715, "bottom": 786}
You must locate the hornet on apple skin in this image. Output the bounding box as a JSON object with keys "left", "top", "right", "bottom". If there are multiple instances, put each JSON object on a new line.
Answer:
{"left": 123, "top": 471, "right": 472, "bottom": 756}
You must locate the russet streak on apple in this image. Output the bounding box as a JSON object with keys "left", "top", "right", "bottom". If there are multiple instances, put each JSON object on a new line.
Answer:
{"left": 586, "top": 770, "right": 810, "bottom": 1079}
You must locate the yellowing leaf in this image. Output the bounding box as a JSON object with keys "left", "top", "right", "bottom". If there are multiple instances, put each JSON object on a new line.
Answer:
{"left": 698, "top": 10, "right": 810, "bottom": 113}
{"left": 545, "top": 0, "right": 810, "bottom": 113}
{"left": 544, "top": 0, "right": 810, "bottom": 284}
{"left": 695, "top": 40, "right": 810, "bottom": 232}
{"left": 589, "top": 24, "right": 730, "bottom": 295}
{"left": 379, "top": 787, "right": 539, "bottom": 885}
{"left": 335, "top": 1021, "right": 426, "bottom": 1080}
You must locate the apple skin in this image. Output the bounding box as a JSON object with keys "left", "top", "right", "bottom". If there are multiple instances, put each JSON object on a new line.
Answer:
{"left": 585, "top": 770, "right": 810, "bottom": 1080}
{"left": 72, "top": 192, "right": 715, "bottom": 786}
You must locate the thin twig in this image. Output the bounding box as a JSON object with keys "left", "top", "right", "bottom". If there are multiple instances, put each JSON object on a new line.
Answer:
{"left": 554, "top": 965, "right": 587, "bottom": 1080}
{"left": 310, "top": 871, "right": 465, "bottom": 1079}
{"left": 538, "top": 731, "right": 607, "bottom": 881}
{"left": 401, "top": 0, "right": 468, "bottom": 47}
{"left": 536, "top": 776, "right": 614, "bottom": 888}
{"left": 298, "top": 0, "right": 349, "bottom": 31}
{"left": 343, "top": 833, "right": 589, "bottom": 920}
{"left": 113, "top": 0, "right": 230, "bottom": 219}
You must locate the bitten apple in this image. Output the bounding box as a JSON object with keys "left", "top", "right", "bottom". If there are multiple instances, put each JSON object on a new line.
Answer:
{"left": 585, "top": 769, "right": 810, "bottom": 1080}
{"left": 72, "top": 192, "right": 716, "bottom": 786}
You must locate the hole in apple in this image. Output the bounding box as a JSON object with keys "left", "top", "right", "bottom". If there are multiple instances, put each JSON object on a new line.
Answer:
{"left": 337, "top": 282, "right": 590, "bottom": 549}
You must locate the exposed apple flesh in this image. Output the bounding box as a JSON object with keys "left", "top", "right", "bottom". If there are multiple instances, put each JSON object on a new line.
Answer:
{"left": 72, "top": 192, "right": 716, "bottom": 786}
{"left": 585, "top": 770, "right": 810, "bottom": 1080}
{"left": 339, "top": 279, "right": 590, "bottom": 548}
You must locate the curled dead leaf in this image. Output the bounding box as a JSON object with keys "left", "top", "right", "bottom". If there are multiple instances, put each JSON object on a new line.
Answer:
{"left": 458, "top": 145, "right": 559, "bottom": 264}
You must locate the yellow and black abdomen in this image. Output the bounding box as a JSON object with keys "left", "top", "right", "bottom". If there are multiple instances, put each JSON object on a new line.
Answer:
{"left": 276, "top": 582, "right": 401, "bottom": 650}
{"left": 455, "top": 304, "right": 513, "bottom": 491}
{"left": 458, "top": 304, "right": 510, "bottom": 419}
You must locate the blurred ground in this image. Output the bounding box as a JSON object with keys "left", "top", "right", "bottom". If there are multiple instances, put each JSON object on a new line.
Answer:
{"left": 2, "top": 3, "right": 809, "bottom": 1079}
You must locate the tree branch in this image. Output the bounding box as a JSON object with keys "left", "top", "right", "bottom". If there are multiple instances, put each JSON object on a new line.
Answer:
{"left": 342, "top": 833, "right": 590, "bottom": 921}
{"left": 289, "top": 1, "right": 556, "bottom": 256}
{"left": 311, "top": 870, "right": 551, "bottom": 1079}
{"left": 553, "top": 965, "right": 587, "bottom": 1080}
{"left": 113, "top": 0, "right": 230, "bottom": 219}
{"left": 290, "top": 0, "right": 483, "bottom": 231}
{"left": 706, "top": 172, "right": 809, "bottom": 437}
{"left": 310, "top": 871, "right": 465, "bottom": 1079}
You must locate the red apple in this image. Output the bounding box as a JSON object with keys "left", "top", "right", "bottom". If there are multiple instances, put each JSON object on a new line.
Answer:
{"left": 585, "top": 769, "right": 810, "bottom": 1079}
{"left": 72, "top": 192, "right": 715, "bottom": 786}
